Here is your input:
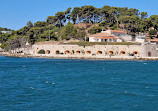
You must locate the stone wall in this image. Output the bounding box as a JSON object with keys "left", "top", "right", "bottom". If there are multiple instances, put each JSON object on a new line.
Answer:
{"left": 32, "top": 44, "right": 152, "bottom": 58}
{"left": 145, "top": 44, "right": 158, "bottom": 57}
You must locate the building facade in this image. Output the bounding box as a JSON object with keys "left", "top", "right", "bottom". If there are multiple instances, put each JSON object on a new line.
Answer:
{"left": 88, "top": 30, "right": 132, "bottom": 42}
{"left": 31, "top": 43, "right": 158, "bottom": 58}
{"left": 1, "top": 31, "right": 12, "bottom": 34}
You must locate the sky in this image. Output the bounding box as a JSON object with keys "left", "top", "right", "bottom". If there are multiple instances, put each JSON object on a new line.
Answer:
{"left": 0, "top": 0, "right": 158, "bottom": 30}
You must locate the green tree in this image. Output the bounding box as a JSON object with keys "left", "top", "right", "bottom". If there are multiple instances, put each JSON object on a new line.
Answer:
{"left": 88, "top": 26, "right": 102, "bottom": 34}
{"left": 126, "top": 8, "right": 139, "bottom": 16}
{"left": 141, "top": 12, "right": 148, "bottom": 20}
{"left": 71, "top": 7, "right": 82, "bottom": 24}
{"left": 149, "top": 29, "right": 157, "bottom": 35}
{"left": 81, "top": 5, "right": 96, "bottom": 24}
{"left": 140, "top": 19, "right": 152, "bottom": 32}
{"left": 55, "top": 12, "right": 65, "bottom": 27}
{"left": 0, "top": 27, "right": 12, "bottom": 31}
{"left": 46, "top": 16, "right": 57, "bottom": 25}
{"left": 149, "top": 15, "right": 158, "bottom": 30}
{"left": 65, "top": 7, "right": 71, "bottom": 22}
{"left": 93, "top": 8, "right": 101, "bottom": 23}
{"left": 101, "top": 5, "right": 111, "bottom": 22}
{"left": 39, "top": 30, "right": 58, "bottom": 41}
{"left": 62, "top": 22, "right": 77, "bottom": 40}
{"left": 99, "top": 20, "right": 108, "bottom": 28}
{"left": 0, "top": 33, "right": 11, "bottom": 43}
{"left": 34, "top": 21, "right": 47, "bottom": 27}
{"left": 27, "top": 21, "right": 33, "bottom": 28}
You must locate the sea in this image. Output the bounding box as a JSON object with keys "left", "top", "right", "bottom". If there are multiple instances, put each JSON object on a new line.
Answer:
{"left": 0, "top": 56, "right": 158, "bottom": 111}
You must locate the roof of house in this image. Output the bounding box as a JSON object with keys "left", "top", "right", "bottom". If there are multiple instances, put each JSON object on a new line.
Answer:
{"left": 94, "top": 36, "right": 118, "bottom": 39}
{"left": 111, "top": 30, "right": 126, "bottom": 33}
{"left": 89, "top": 32, "right": 112, "bottom": 37}
{"left": 147, "top": 39, "right": 158, "bottom": 42}
{"left": 88, "top": 30, "right": 127, "bottom": 37}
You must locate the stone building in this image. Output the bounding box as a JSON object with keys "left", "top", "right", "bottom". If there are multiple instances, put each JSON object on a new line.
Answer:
{"left": 31, "top": 42, "right": 158, "bottom": 58}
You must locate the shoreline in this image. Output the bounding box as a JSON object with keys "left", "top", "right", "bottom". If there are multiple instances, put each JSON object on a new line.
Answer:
{"left": 1, "top": 52, "right": 158, "bottom": 61}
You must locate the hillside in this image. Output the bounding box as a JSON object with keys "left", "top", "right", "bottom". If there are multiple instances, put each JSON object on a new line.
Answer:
{"left": 0, "top": 27, "right": 12, "bottom": 31}
{"left": 0, "top": 5, "right": 158, "bottom": 50}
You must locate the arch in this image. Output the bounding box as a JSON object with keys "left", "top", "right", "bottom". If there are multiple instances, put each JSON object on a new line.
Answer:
{"left": 97, "top": 51, "right": 102, "bottom": 54}
{"left": 133, "top": 51, "right": 139, "bottom": 56}
{"left": 86, "top": 51, "right": 91, "bottom": 54}
{"left": 148, "top": 51, "right": 151, "bottom": 57}
{"left": 38, "top": 49, "right": 45, "bottom": 54}
{"left": 56, "top": 50, "right": 60, "bottom": 54}
{"left": 120, "top": 51, "right": 126, "bottom": 55}
{"left": 46, "top": 50, "right": 51, "bottom": 54}
{"left": 109, "top": 51, "right": 114, "bottom": 55}
{"left": 76, "top": 50, "right": 81, "bottom": 54}
{"left": 65, "top": 50, "right": 70, "bottom": 54}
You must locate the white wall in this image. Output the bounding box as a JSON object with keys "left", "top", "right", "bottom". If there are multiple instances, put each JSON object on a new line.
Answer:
{"left": 135, "top": 37, "right": 145, "bottom": 43}
{"left": 89, "top": 37, "right": 101, "bottom": 42}
{"left": 116, "top": 39, "right": 123, "bottom": 42}
{"left": 89, "top": 37, "right": 95, "bottom": 42}
{"left": 32, "top": 44, "right": 150, "bottom": 57}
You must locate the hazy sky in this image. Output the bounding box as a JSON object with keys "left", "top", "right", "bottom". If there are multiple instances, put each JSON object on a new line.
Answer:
{"left": 0, "top": 0, "right": 158, "bottom": 30}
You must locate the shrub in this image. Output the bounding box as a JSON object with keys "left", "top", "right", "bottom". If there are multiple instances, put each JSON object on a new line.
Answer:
{"left": 149, "top": 35, "right": 154, "bottom": 39}
{"left": 88, "top": 26, "right": 102, "bottom": 34}
{"left": 0, "top": 42, "right": 9, "bottom": 50}
{"left": 149, "top": 29, "right": 157, "bottom": 35}
{"left": 62, "top": 22, "right": 77, "bottom": 40}
{"left": 34, "top": 21, "right": 47, "bottom": 27}
{"left": 110, "top": 25, "right": 118, "bottom": 30}
{"left": 80, "top": 27, "right": 86, "bottom": 30}
{"left": 99, "top": 20, "right": 108, "bottom": 27}
{"left": 75, "top": 31, "right": 86, "bottom": 39}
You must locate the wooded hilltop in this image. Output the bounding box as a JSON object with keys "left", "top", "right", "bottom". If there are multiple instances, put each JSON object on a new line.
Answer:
{"left": 0, "top": 5, "right": 158, "bottom": 50}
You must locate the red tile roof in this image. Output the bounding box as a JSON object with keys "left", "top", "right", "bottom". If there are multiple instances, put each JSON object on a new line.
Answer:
{"left": 147, "top": 39, "right": 158, "bottom": 42}
{"left": 111, "top": 30, "right": 126, "bottom": 33}
{"left": 89, "top": 33, "right": 112, "bottom": 37}
{"left": 94, "top": 37, "right": 118, "bottom": 39}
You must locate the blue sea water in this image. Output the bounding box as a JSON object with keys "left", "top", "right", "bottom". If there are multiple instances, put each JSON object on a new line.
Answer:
{"left": 0, "top": 56, "right": 158, "bottom": 111}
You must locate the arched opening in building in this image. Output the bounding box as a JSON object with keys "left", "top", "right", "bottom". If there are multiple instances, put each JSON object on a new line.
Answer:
{"left": 56, "top": 50, "right": 60, "bottom": 54}
{"left": 120, "top": 51, "right": 126, "bottom": 55}
{"left": 133, "top": 51, "right": 139, "bottom": 56}
{"left": 65, "top": 50, "right": 70, "bottom": 54}
{"left": 97, "top": 51, "right": 102, "bottom": 54}
{"left": 38, "top": 49, "right": 45, "bottom": 54}
{"left": 109, "top": 51, "right": 114, "bottom": 55}
{"left": 76, "top": 50, "right": 81, "bottom": 54}
{"left": 148, "top": 51, "right": 151, "bottom": 57}
{"left": 46, "top": 50, "right": 51, "bottom": 54}
{"left": 86, "top": 51, "right": 91, "bottom": 54}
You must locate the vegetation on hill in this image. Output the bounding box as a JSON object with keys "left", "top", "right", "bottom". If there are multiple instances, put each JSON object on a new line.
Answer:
{"left": 0, "top": 27, "right": 12, "bottom": 32}
{"left": 0, "top": 5, "right": 158, "bottom": 50}
{"left": 67, "top": 41, "right": 138, "bottom": 46}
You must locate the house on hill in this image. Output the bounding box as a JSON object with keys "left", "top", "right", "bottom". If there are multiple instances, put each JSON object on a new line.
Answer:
{"left": 135, "top": 33, "right": 147, "bottom": 43}
{"left": 1, "top": 31, "right": 12, "bottom": 34}
{"left": 88, "top": 30, "right": 132, "bottom": 42}
{"left": 147, "top": 38, "right": 158, "bottom": 44}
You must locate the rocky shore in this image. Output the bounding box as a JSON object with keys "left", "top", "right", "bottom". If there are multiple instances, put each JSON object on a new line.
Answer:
{"left": 1, "top": 51, "right": 158, "bottom": 61}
